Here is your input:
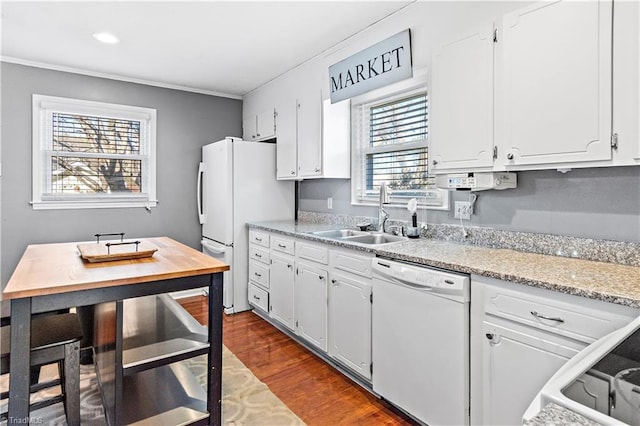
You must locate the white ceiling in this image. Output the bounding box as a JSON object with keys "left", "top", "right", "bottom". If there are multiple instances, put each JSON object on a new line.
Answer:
{"left": 1, "top": 1, "right": 413, "bottom": 98}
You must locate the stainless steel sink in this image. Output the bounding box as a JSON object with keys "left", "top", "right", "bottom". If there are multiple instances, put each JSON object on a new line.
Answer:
{"left": 310, "top": 229, "right": 407, "bottom": 245}
{"left": 311, "top": 229, "right": 369, "bottom": 238}
{"left": 344, "top": 233, "right": 408, "bottom": 245}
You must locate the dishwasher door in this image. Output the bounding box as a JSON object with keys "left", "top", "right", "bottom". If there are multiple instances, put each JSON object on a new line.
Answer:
{"left": 372, "top": 260, "right": 470, "bottom": 425}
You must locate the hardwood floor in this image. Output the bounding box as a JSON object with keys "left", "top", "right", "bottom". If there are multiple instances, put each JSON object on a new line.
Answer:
{"left": 178, "top": 296, "right": 416, "bottom": 425}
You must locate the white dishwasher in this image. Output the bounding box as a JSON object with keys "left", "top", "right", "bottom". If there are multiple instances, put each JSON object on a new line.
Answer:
{"left": 372, "top": 257, "right": 470, "bottom": 425}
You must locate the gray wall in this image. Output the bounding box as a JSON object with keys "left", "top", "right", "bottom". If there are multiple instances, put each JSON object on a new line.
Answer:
{"left": 299, "top": 167, "right": 640, "bottom": 242}
{"left": 1, "top": 63, "right": 242, "bottom": 287}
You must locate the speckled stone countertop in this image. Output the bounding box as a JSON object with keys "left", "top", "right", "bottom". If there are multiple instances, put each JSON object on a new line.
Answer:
{"left": 524, "top": 403, "right": 602, "bottom": 426}
{"left": 248, "top": 220, "right": 640, "bottom": 308}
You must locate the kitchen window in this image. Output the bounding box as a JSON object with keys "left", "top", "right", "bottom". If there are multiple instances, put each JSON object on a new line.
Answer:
{"left": 351, "top": 87, "right": 448, "bottom": 209}
{"left": 32, "top": 95, "right": 157, "bottom": 210}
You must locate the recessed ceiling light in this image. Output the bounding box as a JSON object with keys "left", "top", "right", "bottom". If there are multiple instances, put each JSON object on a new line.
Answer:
{"left": 92, "top": 32, "right": 119, "bottom": 44}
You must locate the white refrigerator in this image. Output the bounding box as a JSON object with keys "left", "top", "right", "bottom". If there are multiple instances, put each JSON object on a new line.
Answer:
{"left": 197, "top": 137, "right": 294, "bottom": 314}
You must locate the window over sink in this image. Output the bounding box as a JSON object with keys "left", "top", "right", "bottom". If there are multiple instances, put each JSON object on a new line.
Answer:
{"left": 350, "top": 75, "right": 448, "bottom": 210}
{"left": 31, "top": 94, "right": 157, "bottom": 210}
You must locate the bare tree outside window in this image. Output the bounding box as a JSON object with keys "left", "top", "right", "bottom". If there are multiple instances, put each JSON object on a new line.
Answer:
{"left": 51, "top": 113, "right": 143, "bottom": 195}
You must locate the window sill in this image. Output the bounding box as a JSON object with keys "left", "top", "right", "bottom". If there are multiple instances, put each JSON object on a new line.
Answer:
{"left": 31, "top": 199, "right": 158, "bottom": 210}
{"left": 351, "top": 199, "right": 450, "bottom": 211}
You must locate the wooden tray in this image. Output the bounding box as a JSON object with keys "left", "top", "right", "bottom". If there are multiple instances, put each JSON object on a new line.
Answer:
{"left": 78, "top": 240, "right": 158, "bottom": 263}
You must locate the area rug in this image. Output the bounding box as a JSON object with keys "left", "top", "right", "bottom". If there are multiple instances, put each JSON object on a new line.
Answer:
{"left": 1, "top": 345, "right": 305, "bottom": 425}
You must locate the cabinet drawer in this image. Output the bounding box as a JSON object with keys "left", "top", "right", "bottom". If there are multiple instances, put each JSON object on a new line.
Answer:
{"left": 249, "top": 245, "right": 270, "bottom": 265}
{"left": 271, "top": 235, "right": 295, "bottom": 255}
{"left": 296, "top": 240, "right": 329, "bottom": 264}
{"left": 248, "top": 283, "right": 269, "bottom": 312}
{"left": 249, "top": 260, "right": 270, "bottom": 289}
{"left": 249, "top": 229, "right": 270, "bottom": 248}
{"left": 330, "top": 249, "right": 373, "bottom": 278}
{"left": 481, "top": 277, "right": 638, "bottom": 344}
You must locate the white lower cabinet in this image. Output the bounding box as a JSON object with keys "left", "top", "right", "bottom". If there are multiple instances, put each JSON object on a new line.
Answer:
{"left": 295, "top": 260, "right": 328, "bottom": 351}
{"left": 471, "top": 275, "right": 639, "bottom": 425}
{"left": 247, "top": 229, "right": 373, "bottom": 381}
{"left": 480, "top": 320, "right": 584, "bottom": 425}
{"left": 328, "top": 270, "right": 372, "bottom": 380}
{"left": 269, "top": 252, "right": 295, "bottom": 331}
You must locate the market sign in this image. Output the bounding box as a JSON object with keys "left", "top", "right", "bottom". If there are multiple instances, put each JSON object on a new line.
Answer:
{"left": 329, "top": 29, "right": 412, "bottom": 103}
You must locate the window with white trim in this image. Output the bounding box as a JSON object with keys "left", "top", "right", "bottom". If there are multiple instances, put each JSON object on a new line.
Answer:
{"left": 32, "top": 95, "right": 157, "bottom": 210}
{"left": 352, "top": 89, "right": 448, "bottom": 209}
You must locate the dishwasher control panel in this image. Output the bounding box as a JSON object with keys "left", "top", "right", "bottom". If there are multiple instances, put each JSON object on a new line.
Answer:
{"left": 372, "top": 257, "right": 470, "bottom": 300}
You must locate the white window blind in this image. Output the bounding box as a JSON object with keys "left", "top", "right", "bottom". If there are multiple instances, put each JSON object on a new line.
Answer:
{"left": 364, "top": 94, "right": 431, "bottom": 198}
{"left": 50, "top": 112, "right": 144, "bottom": 194}
{"left": 32, "top": 95, "right": 157, "bottom": 210}
{"left": 353, "top": 90, "right": 447, "bottom": 209}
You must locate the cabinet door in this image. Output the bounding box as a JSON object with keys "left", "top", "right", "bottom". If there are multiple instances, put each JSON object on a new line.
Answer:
{"left": 275, "top": 98, "right": 298, "bottom": 179}
{"left": 328, "top": 271, "right": 372, "bottom": 380}
{"left": 297, "top": 90, "right": 322, "bottom": 177}
{"left": 500, "top": 0, "right": 612, "bottom": 166}
{"left": 481, "top": 321, "right": 582, "bottom": 425}
{"left": 295, "top": 261, "right": 328, "bottom": 351}
{"left": 430, "top": 24, "right": 495, "bottom": 173}
{"left": 243, "top": 116, "right": 257, "bottom": 141}
{"left": 256, "top": 109, "right": 276, "bottom": 140}
{"left": 269, "top": 253, "right": 295, "bottom": 330}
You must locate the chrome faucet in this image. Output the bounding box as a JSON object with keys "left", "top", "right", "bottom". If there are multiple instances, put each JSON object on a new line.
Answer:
{"left": 378, "top": 182, "right": 391, "bottom": 232}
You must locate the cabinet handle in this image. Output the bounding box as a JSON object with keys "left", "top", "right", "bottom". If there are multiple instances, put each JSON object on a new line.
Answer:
{"left": 314, "top": 168, "right": 320, "bottom": 173}
{"left": 254, "top": 272, "right": 262, "bottom": 278}
{"left": 291, "top": 171, "right": 296, "bottom": 175}
{"left": 252, "top": 295, "right": 261, "bottom": 301}
{"left": 530, "top": 311, "right": 564, "bottom": 323}
{"left": 257, "top": 133, "right": 261, "bottom": 137}
{"left": 278, "top": 244, "right": 286, "bottom": 248}
{"left": 507, "top": 153, "right": 514, "bottom": 160}
{"left": 255, "top": 237, "right": 263, "bottom": 242}
{"left": 432, "top": 160, "right": 438, "bottom": 166}
{"left": 331, "top": 279, "right": 338, "bottom": 286}
{"left": 255, "top": 253, "right": 262, "bottom": 258}
{"left": 319, "top": 275, "right": 324, "bottom": 280}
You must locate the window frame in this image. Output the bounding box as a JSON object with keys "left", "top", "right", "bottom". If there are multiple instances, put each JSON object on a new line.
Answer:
{"left": 31, "top": 94, "right": 157, "bottom": 210}
{"left": 350, "top": 75, "right": 449, "bottom": 211}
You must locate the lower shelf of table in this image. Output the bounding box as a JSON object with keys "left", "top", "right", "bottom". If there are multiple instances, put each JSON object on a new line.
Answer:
{"left": 122, "top": 359, "right": 209, "bottom": 425}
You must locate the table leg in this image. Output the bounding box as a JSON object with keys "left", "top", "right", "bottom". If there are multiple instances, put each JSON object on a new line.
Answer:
{"left": 208, "top": 273, "right": 223, "bottom": 426}
{"left": 8, "top": 298, "right": 31, "bottom": 425}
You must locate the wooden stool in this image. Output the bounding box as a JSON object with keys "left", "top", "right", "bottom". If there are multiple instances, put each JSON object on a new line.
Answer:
{"left": 1, "top": 312, "right": 83, "bottom": 426}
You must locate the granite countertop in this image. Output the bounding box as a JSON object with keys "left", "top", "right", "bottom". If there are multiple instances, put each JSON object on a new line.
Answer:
{"left": 524, "top": 403, "right": 602, "bottom": 426}
{"left": 248, "top": 220, "right": 640, "bottom": 308}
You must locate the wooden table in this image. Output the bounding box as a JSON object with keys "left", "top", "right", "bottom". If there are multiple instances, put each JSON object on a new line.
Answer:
{"left": 2, "top": 237, "right": 229, "bottom": 425}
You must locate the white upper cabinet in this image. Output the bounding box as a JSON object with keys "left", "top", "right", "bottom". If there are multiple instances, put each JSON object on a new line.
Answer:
{"left": 275, "top": 98, "right": 298, "bottom": 179}
{"left": 274, "top": 91, "right": 350, "bottom": 180}
{"left": 499, "top": 0, "right": 612, "bottom": 167}
{"left": 430, "top": 24, "right": 495, "bottom": 173}
{"left": 243, "top": 115, "right": 257, "bottom": 142}
{"left": 243, "top": 108, "right": 276, "bottom": 141}
{"left": 430, "top": 0, "right": 631, "bottom": 172}
{"left": 612, "top": 0, "right": 640, "bottom": 164}
{"left": 297, "top": 88, "right": 323, "bottom": 177}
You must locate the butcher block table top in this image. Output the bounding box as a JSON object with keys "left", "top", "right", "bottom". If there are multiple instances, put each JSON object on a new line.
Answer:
{"left": 3, "top": 236, "right": 229, "bottom": 300}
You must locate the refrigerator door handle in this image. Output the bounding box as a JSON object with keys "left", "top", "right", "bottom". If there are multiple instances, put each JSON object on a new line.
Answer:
{"left": 201, "top": 239, "right": 226, "bottom": 254}
{"left": 197, "top": 162, "right": 206, "bottom": 225}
